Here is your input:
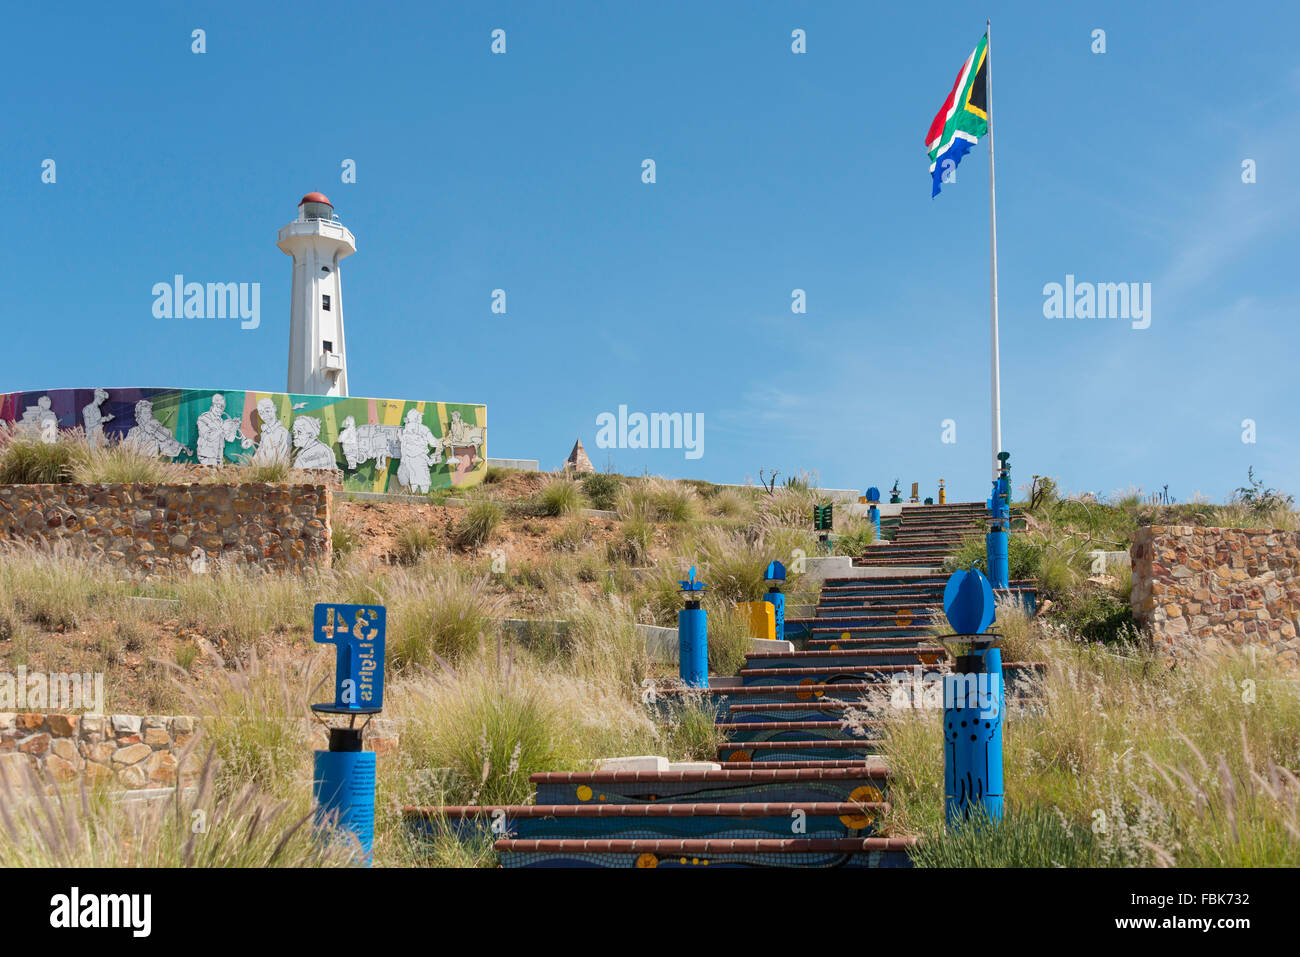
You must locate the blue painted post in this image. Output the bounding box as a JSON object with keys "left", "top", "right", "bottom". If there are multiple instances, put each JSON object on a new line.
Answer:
{"left": 314, "top": 736, "right": 377, "bottom": 863}
{"left": 311, "top": 603, "right": 386, "bottom": 865}
{"left": 986, "top": 451, "right": 1011, "bottom": 590}
{"left": 865, "top": 486, "right": 882, "bottom": 541}
{"left": 941, "top": 569, "right": 1005, "bottom": 827}
{"left": 943, "top": 640, "right": 1004, "bottom": 827}
{"left": 677, "top": 566, "right": 708, "bottom": 688}
{"left": 762, "top": 560, "right": 787, "bottom": 642}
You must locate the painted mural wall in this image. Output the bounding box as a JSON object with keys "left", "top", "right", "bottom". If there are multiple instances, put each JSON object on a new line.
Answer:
{"left": 0, "top": 387, "right": 487, "bottom": 493}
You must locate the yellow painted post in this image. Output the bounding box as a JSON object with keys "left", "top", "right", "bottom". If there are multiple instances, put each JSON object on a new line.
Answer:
{"left": 939, "top": 479, "right": 946, "bottom": 504}
{"left": 737, "top": 601, "right": 776, "bottom": 641}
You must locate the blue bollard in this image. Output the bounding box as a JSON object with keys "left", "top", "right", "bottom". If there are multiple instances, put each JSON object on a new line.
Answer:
{"left": 314, "top": 730, "right": 377, "bottom": 863}
{"left": 943, "top": 641, "right": 1004, "bottom": 827}
{"left": 986, "top": 528, "right": 1009, "bottom": 590}
{"left": 868, "top": 504, "right": 881, "bottom": 542}
{"left": 941, "top": 569, "right": 1004, "bottom": 827}
{"left": 677, "top": 566, "right": 708, "bottom": 688}
{"left": 986, "top": 451, "right": 1012, "bottom": 590}
{"left": 762, "top": 560, "right": 787, "bottom": 642}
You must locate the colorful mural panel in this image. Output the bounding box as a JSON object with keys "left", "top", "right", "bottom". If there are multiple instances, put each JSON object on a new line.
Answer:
{"left": 0, "top": 387, "right": 487, "bottom": 493}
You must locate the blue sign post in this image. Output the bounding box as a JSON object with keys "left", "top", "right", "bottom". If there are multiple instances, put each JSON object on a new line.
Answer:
{"left": 311, "top": 603, "right": 385, "bottom": 865}
{"left": 762, "top": 560, "right": 787, "bottom": 642}
{"left": 677, "top": 567, "right": 708, "bottom": 688}
{"left": 986, "top": 451, "right": 1012, "bottom": 590}
{"left": 940, "top": 568, "right": 1005, "bottom": 828}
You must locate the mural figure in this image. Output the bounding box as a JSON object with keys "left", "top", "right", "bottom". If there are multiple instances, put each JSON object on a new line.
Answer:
{"left": 338, "top": 415, "right": 402, "bottom": 471}
{"left": 250, "top": 398, "right": 291, "bottom": 465}
{"left": 0, "top": 388, "right": 485, "bottom": 492}
{"left": 444, "top": 410, "right": 485, "bottom": 468}
{"left": 82, "top": 389, "right": 114, "bottom": 447}
{"left": 396, "top": 409, "right": 440, "bottom": 494}
{"left": 19, "top": 396, "right": 59, "bottom": 443}
{"left": 195, "top": 393, "right": 250, "bottom": 466}
{"left": 291, "top": 416, "right": 337, "bottom": 470}
{"left": 125, "top": 400, "right": 188, "bottom": 458}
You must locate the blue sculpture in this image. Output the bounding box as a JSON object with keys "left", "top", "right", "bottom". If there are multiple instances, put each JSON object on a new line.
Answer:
{"left": 940, "top": 568, "right": 1003, "bottom": 827}
{"left": 865, "top": 486, "right": 881, "bottom": 503}
{"left": 311, "top": 602, "right": 386, "bottom": 864}
{"left": 677, "top": 567, "right": 708, "bottom": 688}
{"left": 763, "top": 560, "right": 787, "bottom": 641}
{"left": 986, "top": 451, "right": 1011, "bottom": 590}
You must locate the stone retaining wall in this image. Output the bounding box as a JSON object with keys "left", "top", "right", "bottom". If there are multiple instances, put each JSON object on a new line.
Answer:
{"left": 0, "top": 713, "right": 197, "bottom": 789}
{"left": 0, "top": 713, "right": 399, "bottom": 791}
{"left": 0, "top": 482, "right": 331, "bottom": 573}
{"left": 1131, "top": 525, "right": 1300, "bottom": 664}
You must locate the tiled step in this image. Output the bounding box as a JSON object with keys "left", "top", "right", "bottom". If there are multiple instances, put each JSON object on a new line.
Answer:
{"left": 656, "top": 683, "right": 892, "bottom": 710}
{"left": 719, "top": 759, "right": 876, "bottom": 770}
{"left": 494, "top": 836, "right": 917, "bottom": 868}
{"left": 745, "top": 647, "right": 944, "bottom": 668}
{"left": 719, "top": 740, "right": 882, "bottom": 763}
{"left": 721, "top": 702, "right": 866, "bottom": 724}
{"left": 531, "top": 765, "right": 890, "bottom": 805}
{"left": 804, "top": 615, "right": 941, "bottom": 632}
{"left": 740, "top": 661, "right": 1046, "bottom": 688}
{"left": 406, "top": 800, "right": 890, "bottom": 842}
{"left": 795, "top": 631, "right": 937, "bottom": 645}
{"left": 718, "top": 719, "right": 881, "bottom": 744}
{"left": 806, "top": 624, "right": 939, "bottom": 639}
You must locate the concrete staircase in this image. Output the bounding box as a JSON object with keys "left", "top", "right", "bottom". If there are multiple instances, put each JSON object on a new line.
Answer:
{"left": 404, "top": 555, "right": 1042, "bottom": 868}
{"left": 857, "top": 501, "right": 988, "bottom": 568}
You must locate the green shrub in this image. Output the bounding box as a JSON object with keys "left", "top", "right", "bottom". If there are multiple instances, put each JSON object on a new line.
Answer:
{"left": 833, "top": 518, "right": 876, "bottom": 557}
{"left": 910, "top": 807, "right": 1103, "bottom": 867}
{"left": 704, "top": 603, "right": 752, "bottom": 675}
{"left": 72, "top": 441, "right": 188, "bottom": 484}
{"left": 186, "top": 655, "right": 312, "bottom": 799}
{"left": 706, "top": 488, "right": 756, "bottom": 521}
{"left": 581, "top": 472, "right": 622, "bottom": 511}
{"left": 0, "top": 749, "right": 357, "bottom": 867}
{"left": 231, "top": 455, "right": 293, "bottom": 484}
{"left": 550, "top": 518, "right": 591, "bottom": 552}
{"left": 0, "top": 431, "right": 78, "bottom": 484}
{"left": 657, "top": 694, "right": 725, "bottom": 762}
{"left": 608, "top": 518, "right": 655, "bottom": 565}
{"left": 393, "top": 521, "right": 439, "bottom": 565}
{"left": 1055, "top": 589, "right": 1137, "bottom": 644}
{"left": 395, "top": 664, "right": 584, "bottom": 807}
{"left": 331, "top": 519, "right": 360, "bottom": 562}
{"left": 387, "top": 567, "right": 503, "bottom": 668}
{"left": 452, "top": 499, "right": 502, "bottom": 550}
{"left": 535, "top": 476, "right": 585, "bottom": 516}
{"left": 944, "top": 534, "right": 1042, "bottom": 583}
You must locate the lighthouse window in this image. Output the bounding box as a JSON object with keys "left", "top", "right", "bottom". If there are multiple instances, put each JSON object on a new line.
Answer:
{"left": 322, "top": 340, "right": 334, "bottom": 353}
{"left": 322, "top": 294, "right": 331, "bottom": 311}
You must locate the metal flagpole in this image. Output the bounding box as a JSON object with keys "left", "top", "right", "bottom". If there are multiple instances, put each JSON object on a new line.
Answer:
{"left": 986, "top": 19, "right": 1002, "bottom": 479}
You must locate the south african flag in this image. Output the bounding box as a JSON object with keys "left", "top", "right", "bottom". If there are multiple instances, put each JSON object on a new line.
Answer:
{"left": 926, "top": 33, "right": 989, "bottom": 197}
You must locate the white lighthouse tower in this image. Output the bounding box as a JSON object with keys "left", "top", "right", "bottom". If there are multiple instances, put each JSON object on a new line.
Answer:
{"left": 278, "top": 192, "right": 356, "bottom": 396}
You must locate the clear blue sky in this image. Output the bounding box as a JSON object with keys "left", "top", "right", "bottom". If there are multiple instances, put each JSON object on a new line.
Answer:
{"left": 4, "top": 1, "right": 1297, "bottom": 503}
